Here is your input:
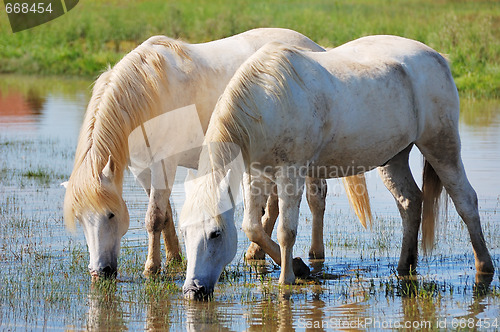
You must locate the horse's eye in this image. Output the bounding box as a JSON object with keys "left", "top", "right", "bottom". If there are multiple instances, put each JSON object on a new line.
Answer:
{"left": 108, "top": 213, "right": 115, "bottom": 220}
{"left": 209, "top": 230, "right": 221, "bottom": 239}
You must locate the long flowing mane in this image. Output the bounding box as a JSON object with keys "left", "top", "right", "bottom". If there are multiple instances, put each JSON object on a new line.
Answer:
{"left": 64, "top": 36, "right": 191, "bottom": 228}
{"left": 180, "top": 43, "right": 307, "bottom": 228}
{"left": 204, "top": 42, "right": 307, "bottom": 161}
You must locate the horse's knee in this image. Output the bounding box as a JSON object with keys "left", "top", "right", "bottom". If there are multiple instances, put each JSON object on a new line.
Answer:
{"left": 306, "top": 179, "right": 327, "bottom": 208}
{"left": 277, "top": 226, "right": 297, "bottom": 247}
{"left": 307, "top": 195, "right": 326, "bottom": 214}
{"left": 242, "top": 223, "right": 263, "bottom": 243}
{"left": 145, "top": 207, "right": 165, "bottom": 233}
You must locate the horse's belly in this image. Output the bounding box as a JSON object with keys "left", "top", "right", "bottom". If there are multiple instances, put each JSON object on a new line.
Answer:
{"left": 313, "top": 142, "right": 409, "bottom": 178}
{"left": 251, "top": 128, "right": 411, "bottom": 179}
{"left": 250, "top": 110, "right": 414, "bottom": 179}
{"left": 312, "top": 125, "right": 414, "bottom": 178}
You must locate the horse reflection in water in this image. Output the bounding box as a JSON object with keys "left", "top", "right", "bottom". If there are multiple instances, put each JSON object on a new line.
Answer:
{"left": 180, "top": 35, "right": 494, "bottom": 300}
{"left": 184, "top": 301, "right": 232, "bottom": 332}
{"left": 86, "top": 282, "right": 126, "bottom": 330}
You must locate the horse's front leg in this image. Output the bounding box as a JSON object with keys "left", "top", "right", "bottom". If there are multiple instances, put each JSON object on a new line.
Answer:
{"left": 245, "top": 187, "right": 279, "bottom": 260}
{"left": 143, "top": 160, "right": 180, "bottom": 276}
{"left": 133, "top": 168, "right": 161, "bottom": 275}
{"left": 144, "top": 187, "right": 168, "bottom": 276}
{"left": 242, "top": 173, "right": 310, "bottom": 281}
{"left": 276, "top": 174, "right": 305, "bottom": 284}
{"left": 242, "top": 174, "right": 282, "bottom": 265}
{"left": 162, "top": 200, "right": 181, "bottom": 264}
{"left": 246, "top": 177, "right": 327, "bottom": 261}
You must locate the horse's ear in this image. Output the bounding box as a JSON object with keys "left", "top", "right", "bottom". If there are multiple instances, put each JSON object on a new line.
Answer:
{"left": 184, "top": 169, "right": 197, "bottom": 194}
{"left": 101, "top": 156, "right": 115, "bottom": 182}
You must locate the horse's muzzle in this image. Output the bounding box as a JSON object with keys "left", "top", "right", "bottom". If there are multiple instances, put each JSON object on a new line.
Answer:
{"left": 183, "top": 284, "right": 213, "bottom": 301}
{"left": 90, "top": 266, "right": 117, "bottom": 280}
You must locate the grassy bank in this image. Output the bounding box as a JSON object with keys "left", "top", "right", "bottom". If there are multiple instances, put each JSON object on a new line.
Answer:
{"left": 0, "top": 0, "right": 498, "bottom": 98}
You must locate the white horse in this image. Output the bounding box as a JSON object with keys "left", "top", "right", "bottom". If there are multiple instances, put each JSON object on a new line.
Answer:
{"left": 180, "top": 35, "right": 494, "bottom": 299}
{"left": 63, "top": 28, "right": 369, "bottom": 278}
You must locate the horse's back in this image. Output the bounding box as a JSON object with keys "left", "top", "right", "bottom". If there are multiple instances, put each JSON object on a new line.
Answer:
{"left": 317, "top": 35, "right": 459, "bottom": 115}
{"left": 307, "top": 35, "right": 459, "bottom": 139}
{"left": 230, "top": 28, "right": 325, "bottom": 52}
{"left": 211, "top": 36, "right": 460, "bottom": 172}
{"left": 330, "top": 35, "right": 437, "bottom": 60}
{"left": 188, "top": 28, "right": 325, "bottom": 64}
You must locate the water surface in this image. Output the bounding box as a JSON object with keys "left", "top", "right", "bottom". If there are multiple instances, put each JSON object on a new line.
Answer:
{"left": 0, "top": 75, "right": 499, "bottom": 330}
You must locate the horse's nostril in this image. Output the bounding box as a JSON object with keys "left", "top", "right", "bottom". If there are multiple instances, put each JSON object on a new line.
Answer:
{"left": 194, "top": 286, "right": 213, "bottom": 301}
{"left": 101, "top": 266, "right": 117, "bottom": 278}
{"left": 183, "top": 284, "right": 213, "bottom": 301}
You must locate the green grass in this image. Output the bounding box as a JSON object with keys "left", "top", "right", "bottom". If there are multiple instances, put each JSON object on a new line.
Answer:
{"left": 0, "top": 0, "right": 498, "bottom": 97}
{"left": 20, "top": 168, "right": 66, "bottom": 185}
{"left": 22, "top": 168, "right": 51, "bottom": 179}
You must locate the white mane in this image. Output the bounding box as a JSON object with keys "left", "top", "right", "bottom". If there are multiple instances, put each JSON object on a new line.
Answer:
{"left": 205, "top": 42, "right": 307, "bottom": 161}
{"left": 64, "top": 36, "right": 191, "bottom": 227}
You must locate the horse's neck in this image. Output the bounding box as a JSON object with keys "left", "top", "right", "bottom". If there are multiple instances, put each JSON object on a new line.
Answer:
{"left": 115, "top": 35, "right": 268, "bottom": 173}
{"left": 159, "top": 32, "right": 294, "bottom": 133}
{"left": 190, "top": 38, "right": 257, "bottom": 74}
{"left": 184, "top": 40, "right": 262, "bottom": 130}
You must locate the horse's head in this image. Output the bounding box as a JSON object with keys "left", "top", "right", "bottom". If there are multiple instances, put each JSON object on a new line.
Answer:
{"left": 64, "top": 156, "right": 129, "bottom": 280}
{"left": 180, "top": 170, "right": 238, "bottom": 300}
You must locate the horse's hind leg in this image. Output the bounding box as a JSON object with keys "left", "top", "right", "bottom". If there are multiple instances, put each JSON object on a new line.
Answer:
{"left": 417, "top": 129, "right": 494, "bottom": 274}
{"left": 378, "top": 145, "right": 422, "bottom": 274}
{"left": 306, "top": 177, "right": 327, "bottom": 259}
{"left": 275, "top": 173, "right": 306, "bottom": 284}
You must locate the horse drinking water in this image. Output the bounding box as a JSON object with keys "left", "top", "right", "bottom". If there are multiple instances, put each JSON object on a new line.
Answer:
{"left": 181, "top": 35, "right": 494, "bottom": 299}
{"left": 63, "top": 28, "right": 368, "bottom": 279}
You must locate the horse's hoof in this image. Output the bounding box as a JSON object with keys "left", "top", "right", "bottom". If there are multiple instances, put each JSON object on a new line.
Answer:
{"left": 245, "top": 248, "right": 266, "bottom": 260}
{"left": 308, "top": 249, "right": 325, "bottom": 260}
{"left": 475, "top": 272, "right": 494, "bottom": 284}
{"left": 476, "top": 259, "right": 495, "bottom": 274}
{"left": 143, "top": 262, "right": 161, "bottom": 277}
{"left": 143, "top": 270, "right": 159, "bottom": 278}
{"left": 397, "top": 267, "right": 417, "bottom": 277}
{"left": 292, "top": 257, "right": 310, "bottom": 278}
{"left": 245, "top": 242, "right": 266, "bottom": 260}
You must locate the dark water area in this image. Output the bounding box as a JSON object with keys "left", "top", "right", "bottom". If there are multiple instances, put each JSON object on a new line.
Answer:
{"left": 0, "top": 75, "right": 499, "bottom": 330}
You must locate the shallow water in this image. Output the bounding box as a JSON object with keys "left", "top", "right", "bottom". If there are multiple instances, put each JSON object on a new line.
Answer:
{"left": 0, "top": 75, "right": 499, "bottom": 330}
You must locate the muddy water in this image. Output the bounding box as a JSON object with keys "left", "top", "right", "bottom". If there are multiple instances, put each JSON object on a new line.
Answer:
{"left": 0, "top": 75, "right": 499, "bottom": 330}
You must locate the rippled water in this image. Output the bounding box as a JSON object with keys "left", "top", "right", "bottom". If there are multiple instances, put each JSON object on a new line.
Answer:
{"left": 0, "top": 75, "right": 499, "bottom": 330}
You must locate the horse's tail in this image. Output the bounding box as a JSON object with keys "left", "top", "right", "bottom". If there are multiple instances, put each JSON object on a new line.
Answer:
{"left": 421, "top": 159, "right": 443, "bottom": 254}
{"left": 343, "top": 174, "right": 372, "bottom": 229}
